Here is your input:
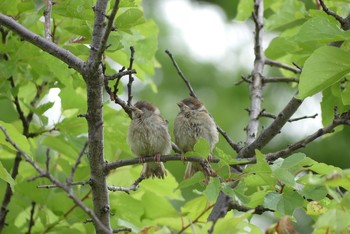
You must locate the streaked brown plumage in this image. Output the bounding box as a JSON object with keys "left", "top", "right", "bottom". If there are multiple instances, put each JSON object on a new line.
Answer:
{"left": 174, "top": 97, "right": 219, "bottom": 179}
{"left": 127, "top": 100, "right": 171, "bottom": 179}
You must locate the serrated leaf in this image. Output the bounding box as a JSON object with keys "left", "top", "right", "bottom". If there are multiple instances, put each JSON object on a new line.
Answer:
{"left": 306, "top": 201, "right": 327, "bottom": 216}
{"left": 297, "top": 46, "right": 350, "bottom": 99}
{"left": 0, "top": 161, "right": 15, "bottom": 191}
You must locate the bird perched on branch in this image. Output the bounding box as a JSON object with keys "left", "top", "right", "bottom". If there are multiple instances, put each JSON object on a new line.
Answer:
{"left": 127, "top": 100, "right": 171, "bottom": 179}
{"left": 174, "top": 97, "right": 219, "bottom": 179}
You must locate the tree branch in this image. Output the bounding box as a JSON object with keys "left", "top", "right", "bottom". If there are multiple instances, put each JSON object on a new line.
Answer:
{"left": 0, "top": 126, "right": 111, "bottom": 233}
{"left": 37, "top": 180, "right": 92, "bottom": 189}
{"left": 318, "top": 0, "right": 347, "bottom": 27}
{"left": 264, "top": 114, "right": 350, "bottom": 162}
{"left": 86, "top": 0, "right": 110, "bottom": 74}
{"left": 0, "top": 14, "right": 84, "bottom": 73}
{"left": 265, "top": 58, "right": 301, "bottom": 74}
{"left": 246, "top": 0, "right": 265, "bottom": 145}
{"left": 262, "top": 77, "right": 299, "bottom": 83}
{"left": 105, "top": 154, "right": 219, "bottom": 172}
{"left": 127, "top": 46, "right": 135, "bottom": 106}
{"left": 165, "top": 49, "right": 197, "bottom": 98}
{"left": 237, "top": 97, "right": 303, "bottom": 159}
{"left": 95, "top": 0, "right": 120, "bottom": 71}
{"left": 43, "top": 0, "right": 53, "bottom": 41}
{"left": 67, "top": 141, "right": 89, "bottom": 187}
{"left": 107, "top": 176, "right": 145, "bottom": 194}
{"left": 26, "top": 202, "right": 36, "bottom": 234}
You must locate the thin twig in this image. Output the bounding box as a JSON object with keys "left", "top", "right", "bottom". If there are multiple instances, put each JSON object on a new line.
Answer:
{"left": 104, "top": 69, "right": 136, "bottom": 81}
{"left": 165, "top": 49, "right": 197, "bottom": 98}
{"left": 27, "top": 127, "right": 58, "bottom": 138}
{"left": 43, "top": 0, "right": 53, "bottom": 41}
{"left": 235, "top": 75, "right": 252, "bottom": 85}
{"left": 178, "top": 204, "right": 214, "bottom": 234}
{"left": 108, "top": 176, "right": 145, "bottom": 194}
{"left": 265, "top": 58, "right": 301, "bottom": 74}
{"left": 113, "top": 227, "right": 132, "bottom": 233}
{"left": 256, "top": 110, "right": 318, "bottom": 122}
{"left": 46, "top": 148, "right": 50, "bottom": 175}
{"left": 37, "top": 180, "right": 92, "bottom": 189}
{"left": 262, "top": 77, "right": 299, "bottom": 83}
{"left": 227, "top": 202, "right": 273, "bottom": 214}
{"left": 67, "top": 140, "right": 89, "bottom": 187}
{"left": 26, "top": 201, "right": 36, "bottom": 234}
{"left": 318, "top": 0, "right": 346, "bottom": 27}
{"left": 127, "top": 46, "right": 135, "bottom": 106}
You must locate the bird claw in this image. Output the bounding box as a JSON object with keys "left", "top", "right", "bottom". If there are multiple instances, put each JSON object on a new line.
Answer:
{"left": 154, "top": 153, "right": 161, "bottom": 163}
{"left": 207, "top": 154, "right": 213, "bottom": 163}
{"left": 139, "top": 156, "right": 146, "bottom": 164}
{"left": 180, "top": 154, "right": 185, "bottom": 161}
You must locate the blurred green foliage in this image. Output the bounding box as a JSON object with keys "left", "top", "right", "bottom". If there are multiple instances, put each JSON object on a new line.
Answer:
{"left": 1, "top": 0, "right": 350, "bottom": 233}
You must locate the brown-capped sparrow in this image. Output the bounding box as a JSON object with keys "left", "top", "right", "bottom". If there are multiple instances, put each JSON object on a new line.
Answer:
{"left": 174, "top": 97, "right": 219, "bottom": 179}
{"left": 127, "top": 100, "right": 171, "bottom": 179}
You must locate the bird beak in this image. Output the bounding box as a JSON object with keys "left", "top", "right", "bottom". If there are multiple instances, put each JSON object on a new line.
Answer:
{"left": 177, "top": 102, "right": 184, "bottom": 108}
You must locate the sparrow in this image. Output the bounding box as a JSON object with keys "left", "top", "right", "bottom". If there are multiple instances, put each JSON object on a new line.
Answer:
{"left": 127, "top": 100, "right": 171, "bottom": 179}
{"left": 174, "top": 97, "right": 219, "bottom": 179}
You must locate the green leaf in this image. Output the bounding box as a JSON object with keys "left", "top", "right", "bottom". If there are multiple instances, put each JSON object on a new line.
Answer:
{"left": 0, "top": 161, "right": 15, "bottom": 191}
{"left": 244, "top": 150, "right": 276, "bottom": 187}
{"left": 341, "top": 80, "right": 350, "bottom": 105}
{"left": 299, "top": 185, "right": 328, "bottom": 201}
{"left": 315, "top": 208, "right": 350, "bottom": 232}
{"left": 203, "top": 177, "right": 220, "bottom": 202}
{"left": 0, "top": 121, "right": 30, "bottom": 154}
{"left": 235, "top": 0, "right": 253, "bottom": 21}
{"left": 33, "top": 102, "right": 54, "bottom": 116}
{"left": 176, "top": 172, "right": 205, "bottom": 190}
{"left": 281, "top": 153, "right": 306, "bottom": 168}
{"left": 277, "top": 190, "right": 304, "bottom": 215}
{"left": 214, "top": 210, "right": 262, "bottom": 234}
{"left": 265, "top": 0, "right": 307, "bottom": 31}
{"left": 273, "top": 167, "right": 295, "bottom": 186}
{"left": 297, "top": 46, "right": 350, "bottom": 99}
{"left": 116, "top": 8, "right": 145, "bottom": 31}
{"left": 294, "top": 16, "right": 350, "bottom": 43}
{"left": 42, "top": 136, "right": 79, "bottom": 159}
{"left": 264, "top": 192, "right": 282, "bottom": 211}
